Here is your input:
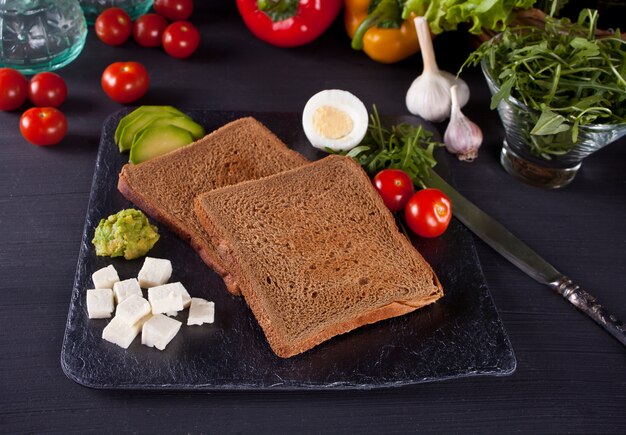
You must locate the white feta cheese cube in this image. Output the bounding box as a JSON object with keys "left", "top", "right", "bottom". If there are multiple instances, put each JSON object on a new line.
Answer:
{"left": 113, "top": 278, "right": 142, "bottom": 304}
{"left": 92, "top": 265, "right": 120, "bottom": 289}
{"left": 102, "top": 314, "right": 151, "bottom": 349}
{"left": 187, "top": 298, "right": 215, "bottom": 326}
{"left": 115, "top": 295, "right": 151, "bottom": 326}
{"left": 167, "top": 282, "right": 191, "bottom": 308}
{"left": 148, "top": 284, "right": 184, "bottom": 315}
{"left": 86, "top": 288, "right": 114, "bottom": 319}
{"left": 137, "top": 257, "right": 172, "bottom": 288}
{"left": 141, "top": 314, "right": 182, "bottom": 350}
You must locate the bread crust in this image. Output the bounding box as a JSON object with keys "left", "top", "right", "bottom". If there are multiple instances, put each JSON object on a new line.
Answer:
{"left": 117, "top": 173, "right": 236, "bottom": 288}
{"left": 194, "top": 155, "right": 444, "bottom": 358}
{"left": 274, "top": 298, "right": 442, "bottom": 358}
{"left": 116, "top": 117, "right": 308, "bottom": 296}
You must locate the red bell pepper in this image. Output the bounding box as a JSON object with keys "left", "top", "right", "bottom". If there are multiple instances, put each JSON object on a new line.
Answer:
{"left": 236, "top": 0, "right": 342, "bottom": 47}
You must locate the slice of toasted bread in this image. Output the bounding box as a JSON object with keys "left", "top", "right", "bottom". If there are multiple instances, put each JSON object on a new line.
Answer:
{"left": 117, "top": 117, "right": 309, "bottom": 295}
{"left": 194, "top": 155, "right": 444, "bottom": 358}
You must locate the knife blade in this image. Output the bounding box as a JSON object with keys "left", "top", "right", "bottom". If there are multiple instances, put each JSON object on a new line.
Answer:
{"left": 425, "top": 168, "right": 626, "bottom": 347}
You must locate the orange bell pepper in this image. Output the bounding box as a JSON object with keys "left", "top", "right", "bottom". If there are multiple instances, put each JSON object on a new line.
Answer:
{"left": 345, "top": 0, "right": 422, "bottom": 64}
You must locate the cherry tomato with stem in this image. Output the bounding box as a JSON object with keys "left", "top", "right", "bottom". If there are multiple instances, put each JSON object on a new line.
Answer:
{"left": 0, "top": 68, "right": 28, "bottom": 111}
{"left": 95, "top": 8, "right": 132, "bottom": 46}
{"left": 101, "top": 62, "right": 150, "bottom": 104}
{"left": 20, "top": 107, "right": 67, "bottom": 146}
{"left": 28, "top": 72, "right": 67, "bottom": 108}
{"left": 133, "top": 13, "right": 169, "bottom": 48}
{"left": 404, "top": 188, "right": 452, "bottom": 238}
{"left": 162, "top": 21, "right": 200, "bottom": 58}
{"left": 153, "top": 0, "right": 194, "bottom": 21}
{"left": 373, "top": 169, "right": 415, "bottom": 212}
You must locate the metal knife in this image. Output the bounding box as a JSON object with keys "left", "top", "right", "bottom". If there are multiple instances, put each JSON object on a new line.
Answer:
{"left": 425, "top": 168, "right": 626, "bottom": 347}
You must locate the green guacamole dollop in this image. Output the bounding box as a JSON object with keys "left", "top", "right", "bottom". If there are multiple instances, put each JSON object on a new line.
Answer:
{"left": 92, "top": 209, "right": 159, "bottom": 260}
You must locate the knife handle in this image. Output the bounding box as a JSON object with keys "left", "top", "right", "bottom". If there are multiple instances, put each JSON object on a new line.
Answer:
{"left": 552, "top": 276, "right": 626, "bottom": 346}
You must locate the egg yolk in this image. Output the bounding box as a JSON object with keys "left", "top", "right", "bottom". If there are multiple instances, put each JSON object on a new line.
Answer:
{"left": 312, "top": 106, "right": 354, "bottom": 140}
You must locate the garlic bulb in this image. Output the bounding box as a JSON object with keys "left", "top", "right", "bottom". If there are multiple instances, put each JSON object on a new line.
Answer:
{"left": 406, "top": 16, "right": 469, "bottom": 122}
{"left": 444, "top": 85, "right": 482, "bottom": 161}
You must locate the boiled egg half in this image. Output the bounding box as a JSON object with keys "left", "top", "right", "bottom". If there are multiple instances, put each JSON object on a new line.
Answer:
{"left": 302, "top": 89, "right": 368, "bottom": 152}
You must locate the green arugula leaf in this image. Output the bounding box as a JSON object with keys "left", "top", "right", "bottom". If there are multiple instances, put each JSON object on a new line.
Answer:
{"left": 571, "top": 95, "right": 605, "bottom": 111}
{"left": 530, "top": 109, "right": 571, "bottom": 135}
{"left": 329, "top": 106, "right": 442, "bottom": 188}
{"left": 346, "top": 145, "right": 370, "bottom": 157}
{"left": 490, "top": 76, "right": 515, "bottom": 110}
{"left": 570, "top": 37, "right": 600, "bottom": 56}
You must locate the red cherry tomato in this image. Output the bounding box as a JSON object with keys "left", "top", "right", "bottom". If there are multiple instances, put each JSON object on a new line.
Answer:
{"left": 404, "top": 188, "right": 452, "bottom": 238}
{"left": 373, "top": 169, "right": 415, "bottom": 212}
{"left": 95, "top": 8, "right": 132, "bottom": 46}
{"left": 162, "top": 21, "right": 200, "bottom": 58}
{"left": 153, "top": 0, "right": 194, "bottom": 21}
{"left": 28, "top": 72, "right": 67, "bottom": 108}
{"left": 101, "top": 62, "right": 150, "bottom": 104}
{"left": 133, "top": 13, "right": 169, "bottom": 47}
{"left": 20, "top": 107, "right": 67, "bottom": 146}
{"left": 0, "top": 68, "right": 28, "bottom": 111}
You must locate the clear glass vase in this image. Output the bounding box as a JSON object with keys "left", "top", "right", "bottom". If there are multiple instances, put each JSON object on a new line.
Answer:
{"left": 0, "top": 0, "right": 87, "bottom": 75}
{"left": 79, "top": 0, "right": 153, "bottom": 24}
{"left": 482, "top": 59, "right": 626, "bottom": 189}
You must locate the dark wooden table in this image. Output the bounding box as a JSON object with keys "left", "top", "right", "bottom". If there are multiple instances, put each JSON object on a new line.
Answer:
{"left": 1, "top": 2, "right": 624, "bottom": 433}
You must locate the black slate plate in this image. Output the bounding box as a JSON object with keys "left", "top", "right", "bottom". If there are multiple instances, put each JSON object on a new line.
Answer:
{"left": 61, "top": 110, "right": 516, "bottom": 390}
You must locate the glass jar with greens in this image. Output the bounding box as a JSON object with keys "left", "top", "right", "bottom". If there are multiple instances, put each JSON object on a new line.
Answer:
{"left": 465, "top": 9, "right": 626, "bottom": 188}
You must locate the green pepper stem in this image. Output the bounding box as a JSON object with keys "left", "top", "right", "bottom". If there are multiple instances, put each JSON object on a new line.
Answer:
{"left": 257, "top": 0, "right": 298, "bottom": 22}
{"left": 352, "top": 13, "right": 382, "bottom": 50}
{"left": 351, "top": 0, "right": 403, "bottom": 51}
{"left": 258, "top": 0, "right": 286, "bottom": 12}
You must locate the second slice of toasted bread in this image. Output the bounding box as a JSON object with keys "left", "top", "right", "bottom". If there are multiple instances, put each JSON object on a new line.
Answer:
{"left": 194, "top": 155, "right": 444, "bottom": 358}
{"left": 117, "top": 117, "right": 309, "bottom": 295}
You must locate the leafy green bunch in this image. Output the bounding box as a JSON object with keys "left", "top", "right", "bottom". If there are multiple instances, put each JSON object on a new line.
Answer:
{"left": 463, "top": 9, "right": 626, "bottom": 157}
{"left": 402, "top": 0, "right": 536, "bottom": 34}
{"left": 329, "top": 106, "right": 441, "bottom": 188}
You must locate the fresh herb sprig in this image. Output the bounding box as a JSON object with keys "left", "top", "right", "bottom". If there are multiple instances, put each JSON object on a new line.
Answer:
{"left": 462, "top": 9, "right": 626, "bottom": 158}
{"left": 329, "top": 106, "right": 441, "bottom": 188}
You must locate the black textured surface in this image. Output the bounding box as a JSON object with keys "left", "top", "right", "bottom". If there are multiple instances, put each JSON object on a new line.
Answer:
{"left": 61, "top": 110, "right": 515, "bottom": 390}
{"left": 2, "top": 2, "right": 625, "bottom": 432}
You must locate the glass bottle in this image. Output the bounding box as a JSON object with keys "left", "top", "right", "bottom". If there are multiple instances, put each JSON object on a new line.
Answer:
{"left": 79, "top": 0, "right": 153, "bottom": 24}
{"left": 0, "top": 0, "right": 87, "bottom": 74}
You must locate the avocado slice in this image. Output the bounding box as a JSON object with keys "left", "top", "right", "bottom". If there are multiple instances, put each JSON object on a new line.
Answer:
{"left": 136, "top": 115, "right": 205, "bottom": 144}
{"left": 115, "top": 106, "right": 187, "bottom": 147}
{"left": 129, "top": 125, "right": 194, "bottom": 164}
{"left": 119, "top": 112, "right": 188, "bottom": 152}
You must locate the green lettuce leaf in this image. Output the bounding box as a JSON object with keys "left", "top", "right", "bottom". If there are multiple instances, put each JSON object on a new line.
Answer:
{"left": 403, "top": 0, "right": 537, "bottom": 34}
